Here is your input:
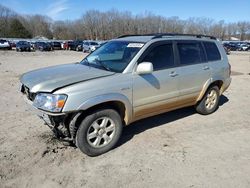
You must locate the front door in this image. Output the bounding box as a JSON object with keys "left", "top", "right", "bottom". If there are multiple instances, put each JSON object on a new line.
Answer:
{"left": 132, "top": 42, "right": 180, "bottom": 120}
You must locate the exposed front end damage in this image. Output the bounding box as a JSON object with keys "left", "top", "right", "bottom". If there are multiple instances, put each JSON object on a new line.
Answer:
{"left": 36, "top": 111, "right": 83, "bottom": 144}
{"left": 20, "top": 83, "right": 81, "bottom": 143}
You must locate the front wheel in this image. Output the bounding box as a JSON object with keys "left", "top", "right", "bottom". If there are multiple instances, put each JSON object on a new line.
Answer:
{"left": 76, "top": 109, "right": 123, "bottom": 156}
{"left": 195, "top": 86, "right": 220, "bottom": 115}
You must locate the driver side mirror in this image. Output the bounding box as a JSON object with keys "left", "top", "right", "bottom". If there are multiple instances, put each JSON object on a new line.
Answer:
{"left": 136, "top": 62, "right": 153, "bottom": 75}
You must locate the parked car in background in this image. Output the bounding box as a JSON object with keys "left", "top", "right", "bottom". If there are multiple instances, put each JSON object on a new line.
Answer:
{"left": 47, "top": 42, "right": 54, "bottom": 51}
{"left": 62, "top": 41, "right": 70, "bottom": 50}
{"left": 223, "top": 46, "right": 230, "bottom": 55}
{"left": 68, "top": 40, "right": 83, "bottom": 51}
{"left": 227, "top": 42, "right": 240, "bottom": 51}
{"left": 16, "top": 41, "right": 31, "bottom": 52}
{"left": 30, "top": 42, "right": 36, "bottom": 51}
{"left": 34, "top": 42, "right": 52, "bottom": 51}
{"left": 9, "top": 41, "right": 16, "bottom": 48}
{"left": 51, "top": 41, "right": 62, "bottom": 50}
{"left": 82, "top": 41, "right": 100, "bottom": 52}
{"left": 0, "top": 39, "right": 12, "bottom": 50}
{"left": 237, "top": 44, "right": 249, "bottom": 51}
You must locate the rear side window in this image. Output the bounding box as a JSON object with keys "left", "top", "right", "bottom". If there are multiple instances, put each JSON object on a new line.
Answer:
{"left": 177, "top": 42, "right": 206, "bottom": 65}
{"left": 203, "top": 42, "right": 221, "bottom": 61}
{"left": 142, "top": 44, "right": 175, "bottom": 70}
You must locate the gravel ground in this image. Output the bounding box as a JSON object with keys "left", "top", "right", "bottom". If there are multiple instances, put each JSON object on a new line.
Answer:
{"left": 0, "top": 50, "right": 250, "bottom": 188}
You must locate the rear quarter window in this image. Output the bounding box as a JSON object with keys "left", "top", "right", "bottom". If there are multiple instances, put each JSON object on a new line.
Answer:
{"left": 203, "top": 42, "right": 221, "bottom": 61}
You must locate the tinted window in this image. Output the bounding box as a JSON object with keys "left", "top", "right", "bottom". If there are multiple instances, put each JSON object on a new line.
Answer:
{"left": 90, "top": 42, "right": 98, "bottom": 45}
{"left": 177, "top": 42, "right": 206, "bottom": 65}
{"left": 0, "top": 40, "right": 7, "bottom": 43}
{"left": 142, "top": 44, "right": 174, "bottom": 70}
{"left": 203, "top": 42, "right": 221, "bottom": 61}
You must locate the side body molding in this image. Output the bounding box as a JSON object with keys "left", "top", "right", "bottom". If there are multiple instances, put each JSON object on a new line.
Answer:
{"left": 77, "top": 93, "right": 133, "bottom": 125}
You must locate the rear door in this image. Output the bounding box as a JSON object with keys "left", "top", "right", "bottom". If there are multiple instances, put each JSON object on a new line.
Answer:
{"left": 175, "top": 40, "right": 211, "bottom": 101}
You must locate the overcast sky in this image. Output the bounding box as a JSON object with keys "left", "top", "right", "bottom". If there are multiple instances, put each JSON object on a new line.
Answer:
{"left": 1, "top": 0, "right": 250, "bottom": 22}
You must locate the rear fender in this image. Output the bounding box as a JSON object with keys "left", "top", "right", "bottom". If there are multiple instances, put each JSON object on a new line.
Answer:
{"left": 197, "top": 76, "right": 225, "bottom": 102}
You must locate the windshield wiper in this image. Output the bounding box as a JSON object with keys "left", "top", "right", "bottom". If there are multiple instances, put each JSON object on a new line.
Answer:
{"left": 94, "top": 58, "right": 112, "bottom": 72}
{"left": 82, "top": 58, "right": 90, "bottom": 66}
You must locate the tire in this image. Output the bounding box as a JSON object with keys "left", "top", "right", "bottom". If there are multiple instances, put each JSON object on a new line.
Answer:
{"left": 76, "top": 109, "right": 123, "bottom": 156}
{"left": 195, "top": 86, "right": 220, "bottom": 115}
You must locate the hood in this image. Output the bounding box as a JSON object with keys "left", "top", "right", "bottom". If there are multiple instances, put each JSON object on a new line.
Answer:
{"left": 20, "top": 63, "right": 115, "bottom": 93}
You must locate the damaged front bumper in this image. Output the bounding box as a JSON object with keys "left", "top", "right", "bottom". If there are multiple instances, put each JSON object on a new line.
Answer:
{"left": 23, "top": 96, "right": 73, "bottom": 142}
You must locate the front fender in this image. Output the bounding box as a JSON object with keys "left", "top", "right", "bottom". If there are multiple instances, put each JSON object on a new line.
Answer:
{"left": 77, "top": 93, "right": 133, "bottom": 125}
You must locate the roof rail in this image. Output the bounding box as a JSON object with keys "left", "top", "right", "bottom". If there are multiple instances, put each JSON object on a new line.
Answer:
{"left": 117, "top": 33, "right": 217, "bottom": 40}
{"left": 152, "top": 33, "right": 217, "bottom": 40}
{"left": 117, "top": 34, "right": 156, "bottom": 38}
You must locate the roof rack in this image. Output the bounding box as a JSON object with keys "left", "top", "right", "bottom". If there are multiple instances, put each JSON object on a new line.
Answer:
{"left": 117, "top": 34, "right": 156, "bottom": 38}
{"left": 117, "top": 33, "right": 217, "bottom": 40}
{"left": 152, "top": 33, "right": 217, "bottom": 40}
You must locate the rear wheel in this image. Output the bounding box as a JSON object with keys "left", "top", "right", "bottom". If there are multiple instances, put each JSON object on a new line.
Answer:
{"left": 195, "top": 86, "right": 220, "bottom": 115}
{"left": 76, "top": 109, "right": 123, "bottom": 156}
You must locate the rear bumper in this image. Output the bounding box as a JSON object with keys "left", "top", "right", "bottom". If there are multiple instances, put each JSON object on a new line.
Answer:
{"left": 221, "top": 77, "right": 232, "bottom": 94}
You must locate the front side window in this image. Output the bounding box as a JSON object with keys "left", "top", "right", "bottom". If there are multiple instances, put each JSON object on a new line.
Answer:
{"left": 177, "top": 42, "right": 206, "bottom": 65}
{"left": 203, "top": 42, "right": 221, "bottom": 61}
{"left": 81, "top": 41, "right": 143, "bottom": 73}
{"left": 142, "top": 44, "right": 175, "bottom": 71}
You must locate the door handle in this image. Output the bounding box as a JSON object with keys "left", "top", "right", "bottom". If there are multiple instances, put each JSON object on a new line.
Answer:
{"left": 169, "top": 71, "right": 178, "bottom": 77}
{"left": 203, "top": 66, "right": 210, "bottom": 70}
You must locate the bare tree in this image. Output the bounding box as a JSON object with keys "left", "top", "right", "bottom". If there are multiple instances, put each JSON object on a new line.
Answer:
{"left": 237, "top": 21, "right": 250, "bottom": 40}
{"left": 1, "top": 4, "right": 250, "bottom": 41}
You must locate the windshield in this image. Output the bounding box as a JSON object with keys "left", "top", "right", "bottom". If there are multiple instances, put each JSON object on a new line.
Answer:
{"left": 90, "top": 42, "right": 98, "bottom": 45}
{"left": 80, "top": 41, "right": 144, "bottom": 73}
{"left": 18, "top": 41, "right": 29, "bottom": 45}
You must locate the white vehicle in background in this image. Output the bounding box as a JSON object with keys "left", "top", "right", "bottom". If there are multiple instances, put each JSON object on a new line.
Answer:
{"left": 0, "top": 39, "right": 11, "bottom": 50}
{"left": 238, "top": 44, "right": 249, "bottom": 51}
{"left": 82, "top": 41, "right": 100, "bottom": 52}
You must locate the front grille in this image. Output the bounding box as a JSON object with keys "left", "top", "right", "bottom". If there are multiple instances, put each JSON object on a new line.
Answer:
{"left": 21, "top": 85, "right": 36, "bottom": 101}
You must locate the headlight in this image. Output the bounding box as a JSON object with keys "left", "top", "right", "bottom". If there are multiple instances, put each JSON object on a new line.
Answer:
{"left": 33, "top": 93, "right": 67, "bottom": 112}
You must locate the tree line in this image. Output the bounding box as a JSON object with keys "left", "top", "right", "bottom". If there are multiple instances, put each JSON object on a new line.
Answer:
{"left": 1, "top": 4, "right": 250, "bottom": 41}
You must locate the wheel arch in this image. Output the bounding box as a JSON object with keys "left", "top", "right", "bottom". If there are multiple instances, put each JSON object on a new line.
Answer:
{"left": 77, "top": 93, "right": 133, "bottom": 125}
{"left": 197, "top": 78, "right": 224, "bottom": 102}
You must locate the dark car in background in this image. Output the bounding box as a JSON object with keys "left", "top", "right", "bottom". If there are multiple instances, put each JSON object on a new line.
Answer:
{"left": 16, "top": 41, "right": 31, "bottom": 52}
{"left": 223, "top": 43, "right": 231, "bottom": 55}
{"left": 0, "top": 39, "right": 12, "bottom": 50}
{"left": 9, "top": 41, "right": 16, "bottom": 48}
{"left": 51, "top": 41, "right": 62, "bottom": 50}
{"left": 227, "top": 42, "right": 239, "bottom": 51}
{"left": 34, "top": 42, "right": 52, "bottom": 51}
{"left": 68, "top": 40, "right": 83, "bottom": 51}
{"left": 47, "top": 42, "right": 54, "bottom": 51}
